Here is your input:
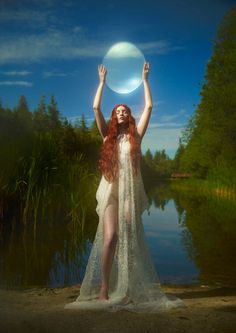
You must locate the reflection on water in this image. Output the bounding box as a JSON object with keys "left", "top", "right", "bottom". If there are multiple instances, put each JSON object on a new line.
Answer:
{"left": 1, "top": 181, "right": 236, "bottom": 288}
{"left": 172, "top": 187, "right": 236, "bottom": 286}
{"left": 143, "top": 199, "right": 198, "bottom": 284}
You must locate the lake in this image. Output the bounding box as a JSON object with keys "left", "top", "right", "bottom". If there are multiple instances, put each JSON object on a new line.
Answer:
{"left": 1, "top": 180, "right": 236, "bottom": 289}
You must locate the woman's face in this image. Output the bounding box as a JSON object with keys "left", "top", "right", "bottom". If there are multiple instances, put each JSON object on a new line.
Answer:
{"left": 115, "top": 105, "right": 129, "bottom": 124}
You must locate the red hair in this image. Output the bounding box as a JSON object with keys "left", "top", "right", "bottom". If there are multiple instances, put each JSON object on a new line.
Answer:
{"left": 98, "top": 104, "right": 141, "bottom": 183}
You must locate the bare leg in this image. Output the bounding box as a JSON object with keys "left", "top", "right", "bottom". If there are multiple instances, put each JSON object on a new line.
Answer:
{"left": 98, "top": 196, "right": 118, "bottom": 300}
{"left": 124, "top": 197, "right": 131, "bottom": 224}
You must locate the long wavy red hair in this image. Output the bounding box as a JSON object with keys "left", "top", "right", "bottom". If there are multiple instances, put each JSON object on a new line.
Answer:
{"left": 98, "top": 104, "right": 141, "bottom": 183}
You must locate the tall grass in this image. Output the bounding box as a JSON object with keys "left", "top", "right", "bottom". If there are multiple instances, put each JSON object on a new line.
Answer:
{"left": 0, "top": 131, "right": 99, "bottom": 238}
{"left": 170, "top": 163, "right": 236, "bottom": 202}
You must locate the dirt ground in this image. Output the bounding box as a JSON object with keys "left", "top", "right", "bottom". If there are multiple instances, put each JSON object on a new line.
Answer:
{"left": 0, "top": 284, "right": 236, "bottom": 333}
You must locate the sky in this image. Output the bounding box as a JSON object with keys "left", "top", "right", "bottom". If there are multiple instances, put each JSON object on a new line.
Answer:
{"left": 0, "top": 0, "right": 235, "bottom": 158}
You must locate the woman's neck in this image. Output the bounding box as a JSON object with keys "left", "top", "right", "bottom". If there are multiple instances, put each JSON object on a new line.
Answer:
{"left": 118, "top": 123, "right": 129, "bottom": 135}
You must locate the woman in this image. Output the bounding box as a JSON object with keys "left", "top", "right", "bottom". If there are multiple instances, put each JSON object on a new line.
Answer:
{"left": 64, "top": 63, "right": 185, "bottom": 312}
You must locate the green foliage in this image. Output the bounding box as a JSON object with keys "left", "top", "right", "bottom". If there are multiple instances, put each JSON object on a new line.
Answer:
{"left": 0, "top": 92, "right": 177, "bottom": 227}
{"left": 174, "top": 6, "right": 236, "bottom": 180}
{"left": 141, "top": 148, "right": 174, "bottom": 186}
{"left": 90, "top": 119, "right": 101, "bottom": 139}
{"left": 47, "top": 95, "right": 62, "bottom": 130}
{"left": 0, "top": 96, "right": 101, "bottom": 227}
{"left": 173, "top": 138, "right": 186, "bottom": 172}
{"left": 33, "top": 95, "right": 50, "bottom": 132}
{"left": 171, "top": 186, "right": 236, "bottom": 285}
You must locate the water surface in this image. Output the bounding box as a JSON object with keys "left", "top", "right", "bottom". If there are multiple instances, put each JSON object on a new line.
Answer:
{"left": 1, "top": 181, "right": 236, "bottom": 288}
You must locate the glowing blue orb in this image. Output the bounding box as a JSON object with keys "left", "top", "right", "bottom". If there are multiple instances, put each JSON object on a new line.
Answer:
{"left": 102, "top": 42, "right": 145, "bottom": 94}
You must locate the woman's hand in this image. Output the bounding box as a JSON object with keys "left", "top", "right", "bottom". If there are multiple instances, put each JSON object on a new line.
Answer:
{"left": 142, "top": 62, "right": 150, "bottom": 81}
{"left": 98, "top": 64, "right": 107, "bottom": 83}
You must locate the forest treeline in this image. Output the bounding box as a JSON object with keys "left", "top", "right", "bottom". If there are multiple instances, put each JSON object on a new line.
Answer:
{"left": 174, "top": 6, "right": 236, "bottom": 189}
{"left": 0, "top": 94, "right": 173, "bottom": 227}
{"left": 0, "top": 6, "right": 235, "bottom": 226}
{"left": 0, "top": 95, "right": 102, "bottom": 228}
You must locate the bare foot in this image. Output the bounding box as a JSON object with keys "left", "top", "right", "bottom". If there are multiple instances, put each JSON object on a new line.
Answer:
{"left": 97, "top": 286, "right": 109, "bottom": 301}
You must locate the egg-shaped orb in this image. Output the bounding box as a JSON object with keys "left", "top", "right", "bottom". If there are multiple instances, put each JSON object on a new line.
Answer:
{"left": 103, "top": 42, "right": 145, "bottom": 94}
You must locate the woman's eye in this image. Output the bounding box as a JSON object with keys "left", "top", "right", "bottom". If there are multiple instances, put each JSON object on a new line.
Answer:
{"left": 116, "top": 109, "right": 127, "bottom": 114}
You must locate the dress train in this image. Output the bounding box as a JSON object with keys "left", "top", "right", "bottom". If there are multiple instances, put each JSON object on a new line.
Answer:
{"left": 64, "top": 133, "right": 185, "bottom": 312}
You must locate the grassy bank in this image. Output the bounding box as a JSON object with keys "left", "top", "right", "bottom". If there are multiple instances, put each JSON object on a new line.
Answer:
{"left": 170, "top": 177, "right": 236, "bottom": 202}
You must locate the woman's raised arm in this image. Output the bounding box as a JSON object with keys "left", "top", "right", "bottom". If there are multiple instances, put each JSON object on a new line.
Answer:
{"left": 93, "top": 64, "right": 108, "bottom": 140}
{"left": 137, "top": 62, "right": 153, "bottom": 140}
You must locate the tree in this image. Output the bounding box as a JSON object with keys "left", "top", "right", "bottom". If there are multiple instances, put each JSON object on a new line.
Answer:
{"left": 173, "top": 138, "right": 185, "bottom": 172}
{"left": 89, "top": 119, "right": 101, "bottom": 140}
{"left": 178, "top": 7, "right": 236, "bottom": 178}
{"left": 144, "top": 149, "right": 153, "bottom": 164}
{"left": 75, "top": 114, "right": 88, "bottom": 134}
{"left": 180, "top": 114, "right": 197, "bottom": 146}
{"left": 33, "top": 95, "right": 49, "bottom": 132}
{"left": 15, "top": 95, "right": 32, "bottom": 128}
{"left": 47, "top": 95, "right": 61, "bottom": 130}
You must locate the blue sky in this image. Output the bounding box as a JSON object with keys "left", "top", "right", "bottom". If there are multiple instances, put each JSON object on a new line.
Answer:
{"left": 0, "top": 0, "right": 234, "bottom": 158}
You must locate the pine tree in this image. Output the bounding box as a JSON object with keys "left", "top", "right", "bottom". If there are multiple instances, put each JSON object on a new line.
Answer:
{"left": 33, "top": 95, "right": 49, "bottom": 132}
{"left": 178, "top": 6, "right": 236, "bottom": 178}
{"left": 173, "top": 138, "right": 185, "bottom": 172}
{"left": 47, "top": 95, "right": 61, "bottom": 130}
{"left": 15, "top": 95, "right": 32, "bottom": 127}
{"left": 153, "top": 151, "right": 161, "bottom": 165}
{"left": 89, "top": 119, "right": 101, "bottom": 140}
{"left": 75, "top": 114, "right": 88, "bottom": 132}
{"left": 144, "top": 149, "right": 153, "bottom": 166}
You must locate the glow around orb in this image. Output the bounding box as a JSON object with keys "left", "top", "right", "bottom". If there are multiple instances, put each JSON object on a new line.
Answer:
{"left": 102, "top": 42, "right": 145, "bottom": 94}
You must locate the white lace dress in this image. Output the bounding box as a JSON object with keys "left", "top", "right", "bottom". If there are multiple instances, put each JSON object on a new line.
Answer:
{"left": 64, "top": 133, "right": 185, "bottom": 312}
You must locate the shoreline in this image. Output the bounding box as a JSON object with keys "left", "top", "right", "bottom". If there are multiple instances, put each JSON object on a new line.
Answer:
{"left": 1, "top": 283, "right": 236, "bottom": 333}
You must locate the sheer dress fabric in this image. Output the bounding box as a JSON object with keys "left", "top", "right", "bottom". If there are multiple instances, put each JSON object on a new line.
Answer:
{"left": 64, "top": 133, "right": 185, "bottom": 312}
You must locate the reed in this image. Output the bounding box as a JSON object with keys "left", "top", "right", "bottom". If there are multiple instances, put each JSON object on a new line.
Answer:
{"left": 171, "top": 166, "right": 236, "bottom": 201}
{"left": 65, "top": 154, "right": 98, "bottom": 239}
{"left": 0, "top": 130, "right": 99, "bottom": 237}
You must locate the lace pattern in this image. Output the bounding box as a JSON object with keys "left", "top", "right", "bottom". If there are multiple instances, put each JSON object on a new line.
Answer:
{"left": 64, "top": 133, "right": 185, "bottom": 312}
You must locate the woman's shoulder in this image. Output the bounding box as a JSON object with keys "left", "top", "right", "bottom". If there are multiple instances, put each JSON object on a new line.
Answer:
{"left": 103, "top": 130, "right": 141, "bottom": 144}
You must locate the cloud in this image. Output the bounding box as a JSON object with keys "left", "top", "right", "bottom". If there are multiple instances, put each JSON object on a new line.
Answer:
{"left": 158, "top": 114, "right": 181, "bottom": 122}
{"left": 0, "top": 30, "right": 104, "bottom": 64}
{"left": 128, "top": 100, "right": 164, "bottom": 119}
{"left": 0, "top": 70, "right": 32, "bottom": 76}
{"left": 0, "top": 81, "right": 33, "bottom": 87}
{"left": 1, "top": 0, "right": 62, "bottom": 8}
{"left": 153, "top": 100, "right": 165, "bottom": 107}
{"left": 67, "top": 115, "right": 109, "bottom": 125}
{"left": 0, "top": 24, "right": 185, "bottom": 64}
{"left": 73, "top": 26, "right": 83, "bottom": 33}
{"left": 179, "top": 108, "right": 187, "bottom": 115}
{"left": 141, "top": 126, "right": 185, "bottom": 158}
{"left": 0, "top": 9, "right": 51, "bottom": 25}
{"left": 149, "top": 122, "right": 185, "bottom": 129}
{"left": 137, "top": 41, "right": 185, "bottom": 55}
{"left": 157, "top": 112, "right": 188, "bottom": 123}
{"left": 150, "top": 107, "right": 189, "bottom": 128}
{"left": 130, "top": 103, "right": 188, "bottom": 128}
{"left": 138, "top": 107, "right": 189, "bottom": 157}
{"left": 42, "top": 70, "right": 78, "bottom": 78}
